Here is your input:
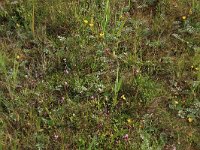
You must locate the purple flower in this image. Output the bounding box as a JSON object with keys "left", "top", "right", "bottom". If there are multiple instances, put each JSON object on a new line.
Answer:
{"left": 123, "top": 134, "right": 129, "bottom": 141}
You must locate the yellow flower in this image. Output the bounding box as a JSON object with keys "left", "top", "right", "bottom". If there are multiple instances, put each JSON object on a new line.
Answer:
{"left": 182, "top": 16, "right": 187, "bottom": 20}
{"left": 89, "top": 23, "right": 94, "bottom": 27}
{"left": 99, "top": 32, "right": 104, "bottom": 37}
{"left": 16, "top": 55, "right": 20, "bottom": 60}
{"left": 127, "top": 118, "right": 132, "bottom": 124}
{"left": 174, "top": 101, "right": 179, "bottom": 105}
{"left": 188, "top": 117, "right": 193, "bottom": 123}
{"left": 83, "top": 19, "right": 88, "bottom": 24}
{"left": 121, "top": 94, "right": 126, "bottom": 100}
{"left": 191, "top": 66, "right": 199, "bottom": 71}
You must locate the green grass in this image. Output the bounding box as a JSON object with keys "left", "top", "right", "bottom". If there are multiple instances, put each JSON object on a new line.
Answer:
{"left": 0, "top": 0, "right": 200, "bottom": 149}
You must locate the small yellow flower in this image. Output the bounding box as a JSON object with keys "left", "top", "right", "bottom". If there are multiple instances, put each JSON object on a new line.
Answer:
{"left": 174, "top": 101, "right": 179, "bottom": 105}
{"left": 182, "top": 16, "right": 187, "bottom": 20}
{"left": 16, "top": 55, "right": 20, "bottom": 60}
{"left": 99, "top": 32, "right": 104, "bottom": 37}
{"left": 83, "top": 19, "right": 88, "bottom": 24}
{"left": 89, "top": 23, "right": 94, "bottom": 27}
{"left": 121, "top": 94, "right": 126, "bottom": 100}
{"left": 188, "top": 117, "right": 193, "bottom": 123}
{"left": 119, "top": 15, "right": 123, "bottom": 19}
{"left": 195, "top": 67, "right": 199, "bottom": 71}
{"left": 127, "top": 118, "right": 132, "bottom": 124}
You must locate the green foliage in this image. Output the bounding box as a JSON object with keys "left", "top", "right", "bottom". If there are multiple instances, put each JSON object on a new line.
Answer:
{"left": 140, "top": 130, "right": 164, "bottom": 150}
{"left": 113, "top": 66, "right": 122, "bottom": 107}
{"left": 134, "top": 75, "right": 163, "bottom": 104}
{"left": 0, "top": 0, "right": 200, "bottom": 149}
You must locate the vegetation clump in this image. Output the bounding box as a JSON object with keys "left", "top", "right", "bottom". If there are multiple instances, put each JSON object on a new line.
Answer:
{"left": 0, "top": 0, "right": 200, "bottom": 149}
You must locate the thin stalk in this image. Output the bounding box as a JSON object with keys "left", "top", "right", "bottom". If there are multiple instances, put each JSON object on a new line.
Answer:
{"left": 32, "top": 0, "right": 35, "bottom": 37}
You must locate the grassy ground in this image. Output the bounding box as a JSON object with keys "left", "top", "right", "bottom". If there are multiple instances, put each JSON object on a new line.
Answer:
{"left": 0, "top": 0, "right": 200, "bottom": 149}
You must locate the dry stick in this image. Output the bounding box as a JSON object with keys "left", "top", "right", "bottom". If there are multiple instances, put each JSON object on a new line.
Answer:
{"left": 32, "top": 1, "right": 35, "bottom": 37}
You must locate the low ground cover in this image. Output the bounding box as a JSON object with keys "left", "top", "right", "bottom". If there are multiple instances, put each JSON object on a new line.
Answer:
{"left": 0, "top": 0, "right": 200, "bottom": 149}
